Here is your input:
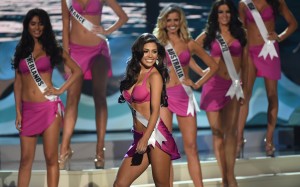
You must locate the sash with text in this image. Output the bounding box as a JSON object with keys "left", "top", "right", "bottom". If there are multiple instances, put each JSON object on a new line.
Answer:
{"left": 243, "top": 0, "right": 278, "bottom": 60}
{"left": 215, "top": 32, "right": 244, "bottom": 100}
{"left": 165, "top": 42, "right": 200, "bottom": 116}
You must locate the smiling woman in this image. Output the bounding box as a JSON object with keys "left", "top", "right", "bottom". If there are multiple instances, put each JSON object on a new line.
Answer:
{"left": 153, "top": 4, "right": 219, "bottom": 187}
{"left": 195, "top": 0, "right": 247, "bottom": 186}
{"left": 114, "top": 33, "right": 180, "bottom": 187}
{"left": 11, "top": 8, "right": 82, "bottom": 187}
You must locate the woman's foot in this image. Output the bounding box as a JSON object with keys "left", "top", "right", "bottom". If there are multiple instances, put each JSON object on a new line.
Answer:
{"left": 58, "top": 148, "right": 74, "bottom": 170}
{"left": 264, "top": 138, "right": 275, "bottom": 157}
{"left": 94, "top": 147, "right": 105, "bottom": 169}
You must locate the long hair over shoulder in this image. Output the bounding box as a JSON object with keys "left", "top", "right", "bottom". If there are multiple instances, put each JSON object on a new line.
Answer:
{"left": 12, "top": 8, "right": 62, "bottom": 70}
{"left": 153, "top": 4, "right": 192, "bottom": 46}
{"left": 203, "top": 0, "right": 247, "bottom": 50}
{"left": 118, "top": 33, "right": 169, "bottom": 107}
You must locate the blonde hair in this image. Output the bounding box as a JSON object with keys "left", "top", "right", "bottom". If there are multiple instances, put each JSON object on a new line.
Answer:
{"left": 153, "top": 4, "right": 192, "bottom": 46}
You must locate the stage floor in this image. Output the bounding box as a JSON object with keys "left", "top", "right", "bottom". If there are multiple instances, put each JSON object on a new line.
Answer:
{"left": 1, "top": 127, "right": 299, "bottom": 171}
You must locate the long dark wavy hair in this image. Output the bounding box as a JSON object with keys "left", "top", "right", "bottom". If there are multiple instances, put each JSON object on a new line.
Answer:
{"left": 203, "top": 0, "right": 247, "bottom": 50}
{"left": 12, "top": 8, "right": 62, "bottom": 70}
{"left": 118, "top": 33, "right": 169, "bottom": 107}
{"left": 266, "top": 0, "right": 280, "bottom": 17}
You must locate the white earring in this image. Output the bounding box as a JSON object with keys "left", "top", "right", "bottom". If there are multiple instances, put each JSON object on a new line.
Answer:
{"left": 156, "top": 59, "right": 159, "bottom": 65}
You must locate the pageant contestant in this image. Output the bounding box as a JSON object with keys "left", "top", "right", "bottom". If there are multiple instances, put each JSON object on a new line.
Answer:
{"left": 60, "top": 0, "right": 128, "bottom": 169}
{"left": 13, "top": 8, "right": 82, "bottom": 187}
{"left": 153, "top": 4, "right": 218, "bottom": 187}
{"left": 195, "top": 0, "right": 247, "bottom": 186}
{"left": 237, "top": 0, "right": 297, "bottom": 157}
{"left": 114, "top": 33, "right": 180, "bottom": 187}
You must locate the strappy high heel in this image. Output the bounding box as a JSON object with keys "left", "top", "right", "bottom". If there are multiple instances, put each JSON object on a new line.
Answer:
{"left": 58, "top": 148, "right": 74, "bottom": 170}
{"left": 236, "top": 138, "right": 247, "bottom": 159}
{"left": 264, "top": 138, "right": 275, "bottom": 157}
{"left": 94, "top": 147, "right": 105, "bottom": 169}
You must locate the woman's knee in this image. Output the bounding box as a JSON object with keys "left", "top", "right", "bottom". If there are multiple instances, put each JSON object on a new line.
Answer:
{"left": 44, "top": 153, "right": 58, "bottom": 167}
{"left": 183, "top": 139, "right": 198, "bottom": 155}
{"left": 19, "top": 153, "right": 35, "bottom": 170}
{"left": 211, "top": 127, "right": 224, "bottom": 139}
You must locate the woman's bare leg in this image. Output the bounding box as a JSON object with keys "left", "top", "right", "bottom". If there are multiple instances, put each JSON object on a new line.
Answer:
{"left": 150, "top": 147, "right": 172, "bottom": 187}
{"left": 60, "top": 76, "right": 83, "bottom": 156}
{"left": 221, "top": 99, "right": 240, "bottom": 187}
{"left": 91, "top": 55, "right": 109, "bottom": 165}
{"left": 43, "top": 116, "right": 61, "bottom": 187}
{"left": 177, "top": 115, "right": 203, "bottom": 187}
{"left": 17, "top": 136, "right": 37, "bottom": 187}
{"left": 237, "top": 55, "right": 257, "bottom": 154}
{"left": 114, "top": 154, "right": 150, "bottom": 187}
{"left": 206, "top": 111, "right": 227, "bottom": 186}
{"left": 264, "top": 78, "right": 278, "bottom": 148}
{"left": 160, "top": 107, "right": 174, "bottom": 186}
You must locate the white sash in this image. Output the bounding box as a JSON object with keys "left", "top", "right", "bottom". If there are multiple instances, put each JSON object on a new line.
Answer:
{"left": 127, "top": 103, "right": 167, "bottom": 147}
{"left": 25, "top": 54, "right": 58, "bottom": 101}
{"left": 65, "top": 0, "right": 108, "bottom": 41}
{"left": 165, "top": 42, "right": 200, "bottom": 116}
{"left": 215, "top": 32, "right": 244, "bottom": 100}
{"left": 243, "top": 0, "right": 278, "bottom": 60}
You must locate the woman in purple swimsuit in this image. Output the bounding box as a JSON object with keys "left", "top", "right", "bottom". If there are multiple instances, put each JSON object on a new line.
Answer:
{"left": 153, "top": 4, "right": 218, "bottom": 187}
{"left": 13, "top": 8, "right": 82, "bottom": 187}
{"left": 237, "top": 0, "right": 297, "bottom": 157}
{"left": 60, "top": 0, "right": 128, "bottom": 169}
{"left": 114, "top": 33, "right": 180, "bottom": 187}
{"left": 196, "top": 1, "right": 247, "bottom": 186}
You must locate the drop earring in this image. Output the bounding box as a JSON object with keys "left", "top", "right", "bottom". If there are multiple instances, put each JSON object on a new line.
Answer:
{"left": 156, "top": 59, "right": 159, "bottom": 65}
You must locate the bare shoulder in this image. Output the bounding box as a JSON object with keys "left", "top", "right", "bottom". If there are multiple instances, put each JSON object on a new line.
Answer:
{"left": 195, "top": 32, "right": 206, "bottom": 43}
{"left": 148, "top": 69, "right": 161, "bottom": 84}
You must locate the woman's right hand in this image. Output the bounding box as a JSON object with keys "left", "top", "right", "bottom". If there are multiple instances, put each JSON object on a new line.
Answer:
{"left": 15, "top": 113, "right": 22, "bottom": 132}
{"left": 136, "top": 137, "right": 148, "bottom": 154}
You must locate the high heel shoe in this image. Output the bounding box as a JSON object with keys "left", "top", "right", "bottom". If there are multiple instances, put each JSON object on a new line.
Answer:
{"left": 58, "top": 148, "right": 74, "bottom": 170}
{"left": 236, "top": 138, "right": 247, "bottom": 159}
{"left": 264, "top": 138, "right": 275, "bottom": 157}
{"left": 94, "top": 147, "right": 105, "bottom": 169}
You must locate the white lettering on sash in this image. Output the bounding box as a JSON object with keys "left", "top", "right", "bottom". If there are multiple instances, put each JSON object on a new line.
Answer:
{"left": 215, "top": 33, "right": 244, "bottom": 100}
{"left": 167, "top": 48, "right": 184, "bottom": 79}
{"left": 69, "top": 6, "right": 85, "bottom": 24}
{"left": 66, "top": 0, "right": 107, "bottom": 41}
{"left": 25, "top": 54, "right": 57, "bottom": 101}
{"left": 243, "top": 0, "right": 278, "bottom": 60}
{"left": 165, "top": 42, "right": 200, "bottom": 115}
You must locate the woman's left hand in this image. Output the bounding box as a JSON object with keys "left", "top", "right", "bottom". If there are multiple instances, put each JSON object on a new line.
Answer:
{"left": 182, "top": 78, "right": 196, "bottom": 89}
{"left": 268, "top": 31, "right": 280, "bottom": 41}
{"left": 91, "top": 25, "right": 107, "bottom": 35}
{"left": 44, "top": 87, "right": 61, "bottom": 96}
